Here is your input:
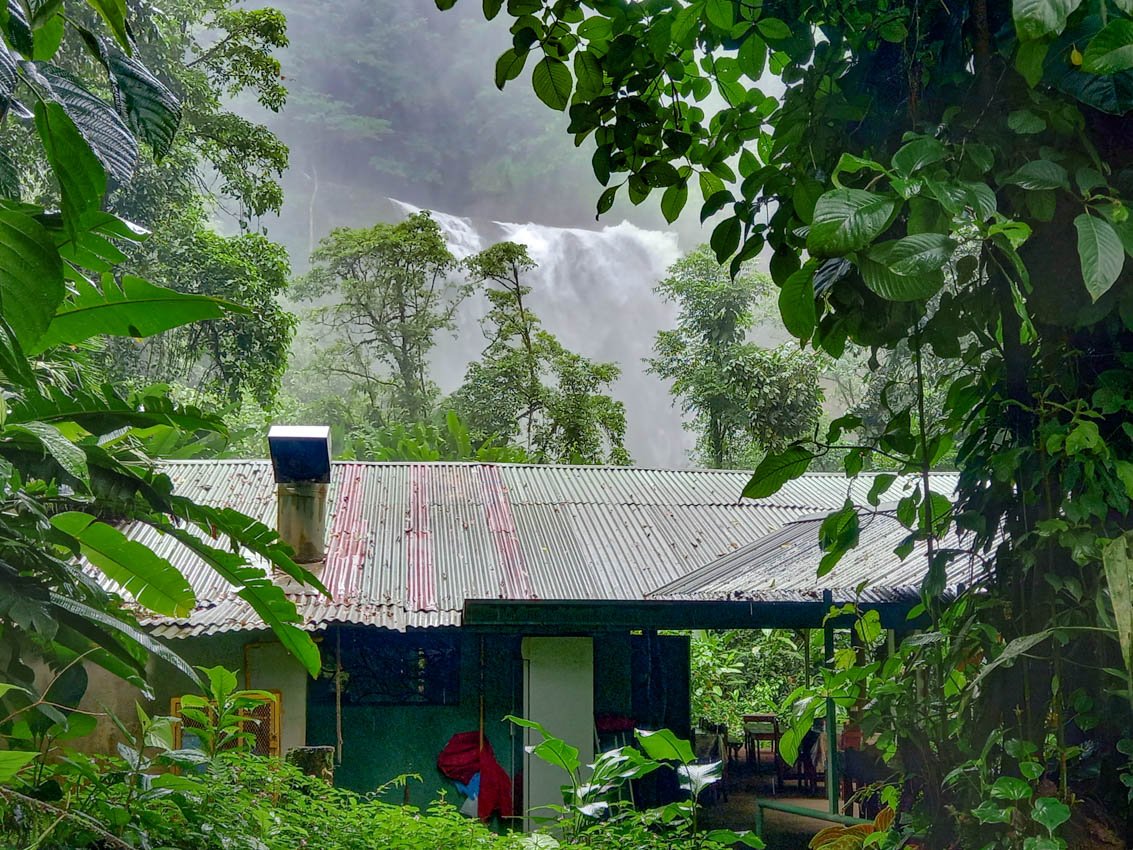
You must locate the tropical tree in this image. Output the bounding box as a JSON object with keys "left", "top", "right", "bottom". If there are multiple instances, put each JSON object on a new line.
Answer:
{"left": 293, "top": 212, "right": 465, "bottom": 426}
{"left": 0, "top": 0, "right": 321, "bottom": 724}
{"left": 453, "top": 242, "right": 631, "bottom": 464}
{"left": 445, "top": 0, "right": 1133, "bottom": 843}
{"left": 105, "top": 0, "right": 293, "bottom": 407}
{"left": 103, "top": 225, "right": 295, "bottom": 406}
{"left": 649, "top": 245, "right": 823, "bottom": 468}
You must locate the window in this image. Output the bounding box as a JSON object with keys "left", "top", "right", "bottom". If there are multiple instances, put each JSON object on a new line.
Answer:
{"left": 314, "top": 629, "right": 461, "bottom": 706}
{"left": 169, "top": 691, "right": 282, "bottom": 757}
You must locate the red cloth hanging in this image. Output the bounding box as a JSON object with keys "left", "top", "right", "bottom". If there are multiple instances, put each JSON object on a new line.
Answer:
{"left": 437, "top": 731, "right": 513, "bottom": 822}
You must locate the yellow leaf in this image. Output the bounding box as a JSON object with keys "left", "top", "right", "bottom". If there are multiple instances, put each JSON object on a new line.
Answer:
{"left": 1071, "top": 45, "right": 1083, "bottom": 66}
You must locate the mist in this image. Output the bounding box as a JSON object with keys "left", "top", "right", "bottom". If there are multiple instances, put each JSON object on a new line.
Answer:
{"left": 238, "top": 0, "right": 725, "bottom": 465}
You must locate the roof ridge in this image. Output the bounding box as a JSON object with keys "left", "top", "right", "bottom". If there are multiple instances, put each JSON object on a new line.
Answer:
{"left": 153, "top": 458, "right": 959, "bottom": 476}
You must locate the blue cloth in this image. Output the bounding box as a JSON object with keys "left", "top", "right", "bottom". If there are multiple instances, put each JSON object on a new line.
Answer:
{"left": 455, "top": 772, "right": 481, "bottom": 799}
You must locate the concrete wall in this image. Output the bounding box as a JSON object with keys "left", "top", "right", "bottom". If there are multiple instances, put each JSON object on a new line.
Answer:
{"left": 245, "top": 639, "right": 309, "bottom": 754}
{"left": 62, "top": 632, "right": 309, "bottom": 757}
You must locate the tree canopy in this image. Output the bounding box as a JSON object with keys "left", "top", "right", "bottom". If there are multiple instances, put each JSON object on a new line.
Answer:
{"left": 453, "top": 241, "right": 631, "bottom": 464}
{"left": 649, "top": 245, "right": 822, "bottom": 468}
{"left": 293, "top": 211, "right": 464, "bottom": 426}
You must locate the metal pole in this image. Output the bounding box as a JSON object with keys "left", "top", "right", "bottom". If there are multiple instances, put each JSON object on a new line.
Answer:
{"left": 823, "top": 590, "right": 837, "bottom": 815}
{"left": 335, "top": 628, "right": 344, "bottom": 766}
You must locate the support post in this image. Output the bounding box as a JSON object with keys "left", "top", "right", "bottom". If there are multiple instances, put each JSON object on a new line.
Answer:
{"left": 803, "top": 629, "right": 811, "bottom": 686}
{"left": 823, "top": 590, "right": 838, "bottom": 815}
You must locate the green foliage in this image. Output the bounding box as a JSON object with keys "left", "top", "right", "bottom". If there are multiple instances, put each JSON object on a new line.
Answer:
{"left": 452, "top": 241, "right": 631, "bottom": 465}
{"left": 102, "top": 226, "right": 295, "bottom": 406}
{"left": 0, "top": 0, "right": 321, "bottom": 713}
{"left": 69, "top": 0, "right": 297, "bottom": 405}
{"left": 177, "top": 665, "right": 276, "bottom": 759}
{"left": 0, "top": 668, "right": 527, "bottom": 850}
{"left": 506, "top": 715, "right": 762, "bottom": 849}
{"left": 690, "top": 630, "right": 805, "bottom": 730}
{"left": 447, "top": 0, "right": 1133, "bottom": 842}
{"left": 649, "top": 246, "right": 823, "bottom": 468}
{"left": 349, "top": 410, "right": 534, "bottom": 463}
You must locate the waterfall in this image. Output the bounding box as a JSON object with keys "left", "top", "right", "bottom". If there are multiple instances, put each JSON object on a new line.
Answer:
{"left": 391, "top": 199, "right": 693, "bottom": 467}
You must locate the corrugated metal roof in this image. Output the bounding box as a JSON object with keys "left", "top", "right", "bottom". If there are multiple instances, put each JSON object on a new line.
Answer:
{"left": 116, "top": 461, "right": 958, "bottom": 636}
{"left": 648, "top": 508, "right": 986, "bottom": 604}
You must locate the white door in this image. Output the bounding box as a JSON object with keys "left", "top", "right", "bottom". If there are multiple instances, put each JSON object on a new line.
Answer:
{"left": 521, "top": 637, "right": 594, "bottom": 831}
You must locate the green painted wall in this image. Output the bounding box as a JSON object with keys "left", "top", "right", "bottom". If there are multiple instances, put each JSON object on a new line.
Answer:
{"left": 306, "top": 629, "right": 524, "bottom": 816}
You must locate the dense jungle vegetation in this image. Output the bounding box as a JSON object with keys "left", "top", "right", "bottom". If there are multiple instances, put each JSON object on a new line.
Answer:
{"left": 0, "top": 0, "right": 1132, "bottom": 848}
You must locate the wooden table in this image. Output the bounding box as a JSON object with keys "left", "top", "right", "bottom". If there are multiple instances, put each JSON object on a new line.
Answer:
{"left": 742, "top": 713, "right": 781, "bottom": 781}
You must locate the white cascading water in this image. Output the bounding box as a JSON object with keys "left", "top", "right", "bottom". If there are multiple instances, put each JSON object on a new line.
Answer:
{"left": 391, "top": 199, "right": 692, "bottom": 466}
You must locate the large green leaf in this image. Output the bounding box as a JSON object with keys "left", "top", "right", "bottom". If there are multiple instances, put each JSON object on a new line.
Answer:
{"left": 9, "top": 384, "right": 222, "bottom": 434}
{"left": 1074, "top": 212, "right": 1124, "bottom": 301}
{"left": 4, "top": 0, "right": 34, "bottom": 57}
{"left": 494, "top": 47, "right": 527, "bottom": 89}
{"left": 156, "top": 523, "right": 320, "bottom": 676}
{"left": 0, "top": 209, "right": 64, "bottom": 348}
{"left": 35, "top": 100, "right": 106, "bottom": 231}
{"left": 704, "top": 0, "right": 734, "bottom": 29}
{"left": 1032, "top": 797, "right": 1072, "bottom": 835}
{"left": 573, "top": 50, "right": 603, "bottom": 98}
{"left": 174, "top": 501, "right": 329, "bottom": 595}
{"left": 778, "top": 261, "right": 817, "bottom": 339}
{"left": 637, "top": 728, "right": 695, "bottom": 763}
{"left": 52, "top": 511, "right": 196, "bottom": 617}
{"left": 29, "top": 274, "right": 246, "bottom": 354}
{"left": 743, "top": 445, "right": 815, "bottom": 498}
{"left": 1102, "top": 533, "right": 1133, "bottom": 677}
{"left": 84, "top": 0, "right": 130, "bottom": 52}
{"left": 0, "top": 38, "right": 17, "bottom": 107}
{"left": 1083, "top": 20, "right": 1133, "bottom": 74}
{"left": 49, "top": 591, "right": 201, "bottom": 685}
{"left": 5, "top": 421, "right": 89, "bottom": 483}
{"left": 0, "top": 750, "right": 37, "bottom": 782}
{"left": 108, "top": 51, "right": 181, "bottom": 160}
{"left": 1002, "top": 159, "right": 1069, "bottom": 190}
{"left": 531, "top": 56, "right": 571, "bottom": 110}
{"left": 1012, "top": 0, "right": 1082, "bottom": 41}
{"left": 33, "top": 63, "right": 137, "bottom": 181}
{"left": 807, "top": 189, "right": 899, "bottom": 256}
{"left": 860, "top": 254, "right": 944, "bottom": 301}
{"left": 881, "top": 233, "right": 958, "bottom": 276}
{"left": 891, "top": 137, "right": 947, "bottom": 177}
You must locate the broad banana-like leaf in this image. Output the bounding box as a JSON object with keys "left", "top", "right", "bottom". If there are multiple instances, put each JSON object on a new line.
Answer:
{"left": 5, "top": 421, "right": 89, "bottom": 484}
{"left": 27, "top": 63, "right": 136, "bottom": 181}
{"left": 9, "top": 384, "right": 223, "bottom": 436}
{"left": 50, "top": 592, "right": 202, "bottom": 686}
{"left": 154, "top": 523, "right": 321, "bottom": 677}
{"left": 51, "top": 510, "right": 196, "bottom": 617}
{"left": 30, "top": 274, "right": 246, "bottom": 354}
{"left": 109, "top": 50, "right": 180, "bottom": 160}
{"left": 0, "top": 209, "right": 64, "bottom": 348}
{"left": 35, "top": 100, "right": 105, "bottom": 234}
{"left": 0, "top": 751, "right": 37, "bottom": 782}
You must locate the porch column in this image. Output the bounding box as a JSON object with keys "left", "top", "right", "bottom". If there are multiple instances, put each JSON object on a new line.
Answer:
{"left": 823, "top": 590, "right": 838, "bottom": 815}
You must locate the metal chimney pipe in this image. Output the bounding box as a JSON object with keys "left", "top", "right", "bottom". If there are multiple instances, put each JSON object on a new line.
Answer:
{"left": 267, "top": 425, "right": 332, "bottom": 564}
